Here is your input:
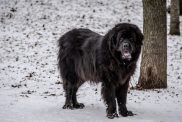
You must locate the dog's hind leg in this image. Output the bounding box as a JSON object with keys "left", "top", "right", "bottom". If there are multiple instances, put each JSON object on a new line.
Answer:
{"left": 62, "top": 77, "right": 74, "bottom": 109}
{"left": 72, "top": 83, "right": 85, "bottom": 109}
{"left": 63, "top": 79, "right": 84, "bottom": 109}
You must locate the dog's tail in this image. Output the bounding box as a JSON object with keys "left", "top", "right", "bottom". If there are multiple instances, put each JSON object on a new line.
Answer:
{"left": 57, "top": 35, "right": 67, "bottom": 70}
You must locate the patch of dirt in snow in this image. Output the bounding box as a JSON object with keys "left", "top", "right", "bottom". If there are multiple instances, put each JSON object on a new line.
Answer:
{"left": 0, "top": 0, "right": 182, "bottom": 122}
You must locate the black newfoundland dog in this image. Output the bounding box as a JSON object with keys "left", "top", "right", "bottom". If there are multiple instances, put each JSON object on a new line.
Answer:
{"left": 58, "top": 23, "right": 143, "bottom": 119}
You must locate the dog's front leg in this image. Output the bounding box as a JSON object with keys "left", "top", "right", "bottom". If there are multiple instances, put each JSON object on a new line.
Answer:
{"left": 116, "top": 79, "right": 134, "bottom": 117}
{"left": 101, "top": 82, "right": 118, "bottom": 119}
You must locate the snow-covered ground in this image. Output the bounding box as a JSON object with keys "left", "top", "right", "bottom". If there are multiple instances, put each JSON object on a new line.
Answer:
{"left": 0, "top": 0, "right": 182, "bottom": 122}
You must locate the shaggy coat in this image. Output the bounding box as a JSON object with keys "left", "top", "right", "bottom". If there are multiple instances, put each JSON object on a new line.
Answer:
{"left": 58, "top": 23, "right": 143, "bottom": 119}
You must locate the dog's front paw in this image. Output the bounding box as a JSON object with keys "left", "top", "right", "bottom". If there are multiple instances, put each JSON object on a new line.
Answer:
{"left": 107, "top": 112, "right": 119, "bottom": 119}
{"left": 120, "top": 110, "right": 135, "bottom": 117}
{"left": 62, "top": 103, "right": 74, "bottom": 109}
{"left": 73, "top": 103, "right": 85, "bottom": 109}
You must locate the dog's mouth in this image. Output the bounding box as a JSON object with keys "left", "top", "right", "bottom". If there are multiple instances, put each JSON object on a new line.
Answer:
{"left": 122, "top": 51, "right": 131, "bottom": 60}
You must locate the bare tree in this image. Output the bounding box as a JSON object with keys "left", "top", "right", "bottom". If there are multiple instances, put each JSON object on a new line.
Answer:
{"left": 137, "top": 0, "right": 167, "bottom": 89}
{"left": 180, "top": 0, "right": 182, "bottom": 15}
{"left": 169, "top": 0, "right": 180, "bottom": 35}
{"left": 167, "top": 0, "right": 182, "bottom": 15}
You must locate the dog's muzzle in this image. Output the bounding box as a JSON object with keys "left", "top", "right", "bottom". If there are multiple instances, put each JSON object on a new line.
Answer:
{"left": 121, "top": 42, "right": 132, "bottom": 60}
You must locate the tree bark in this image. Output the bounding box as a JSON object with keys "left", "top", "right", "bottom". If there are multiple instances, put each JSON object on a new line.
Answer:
{"left": 167, "top": 0, "right": 182, "bottom": 15}
{"left": 169, "top": 0, "right": 180, "bottom": 35}
{"left": 180, "top": 0, "right": 182, "bottom": 15}
{"left": 138, "top": 0, "right": 167, "bottom": 89}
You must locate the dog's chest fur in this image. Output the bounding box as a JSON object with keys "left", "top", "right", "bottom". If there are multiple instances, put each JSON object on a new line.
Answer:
{"left": 109, "top": 61, "right": 136, "bottom": 85}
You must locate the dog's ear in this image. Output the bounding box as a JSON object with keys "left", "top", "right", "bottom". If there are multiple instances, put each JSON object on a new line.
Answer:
{"left": 137, "top": 30, "right": 144, "bottom": 45}
{"left": 133, "top": 26, "right": 144, "bottom": 45}
{"left": 105, "top": 29, "right": 117, "bottom": 50}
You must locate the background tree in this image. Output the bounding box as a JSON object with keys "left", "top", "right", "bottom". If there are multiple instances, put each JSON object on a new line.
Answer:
{"left": 137, "top": 0, "right": 167, "bottom": 89}
{"left": 169, "top": 0, "right": 180, "bottom": 35}
{"left": 168, "top": 0, "right": 182, "bottom": 15}
{"left": 180, "top": 0, "right": 182, "bottom": 15}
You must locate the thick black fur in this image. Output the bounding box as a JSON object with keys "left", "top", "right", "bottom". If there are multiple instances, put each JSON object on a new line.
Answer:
{"left": 58, "top": 23, "right": 143, "bottom": 119}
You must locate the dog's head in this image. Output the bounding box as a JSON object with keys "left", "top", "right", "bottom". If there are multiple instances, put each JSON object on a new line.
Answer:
{"left": 106, "top": 23, "right": 143, "bottom": 62}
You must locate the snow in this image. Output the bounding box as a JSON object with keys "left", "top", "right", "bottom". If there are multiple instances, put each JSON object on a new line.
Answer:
{"left": 0, "top": 0, "right": 182, "bottom": 122}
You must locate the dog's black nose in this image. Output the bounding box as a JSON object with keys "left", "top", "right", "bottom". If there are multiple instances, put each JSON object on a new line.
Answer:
{"left": 123, "top": 43, "right": 129, "bottom": 48}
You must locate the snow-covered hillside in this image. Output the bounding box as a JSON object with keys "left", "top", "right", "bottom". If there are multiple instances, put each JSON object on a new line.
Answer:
{"left": 0, "top": 0, "right": 182, "bottom": 122}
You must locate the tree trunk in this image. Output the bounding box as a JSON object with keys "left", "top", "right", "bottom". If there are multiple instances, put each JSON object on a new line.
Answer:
{"left": 137, "top": 0, "right": 167, "bottom": 89}
{"left": 167, "top": 0, "right": 182, "bottom": 15}
{"left": 180, "top": 0, "right": 182, "bottom": 15}
{"left": 169, "top": 0, "right": 180, "bottom": 35}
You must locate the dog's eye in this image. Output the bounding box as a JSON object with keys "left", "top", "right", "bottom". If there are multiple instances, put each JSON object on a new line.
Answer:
{"left": 120, "top": 38, "right": 124, "bottom": 43}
